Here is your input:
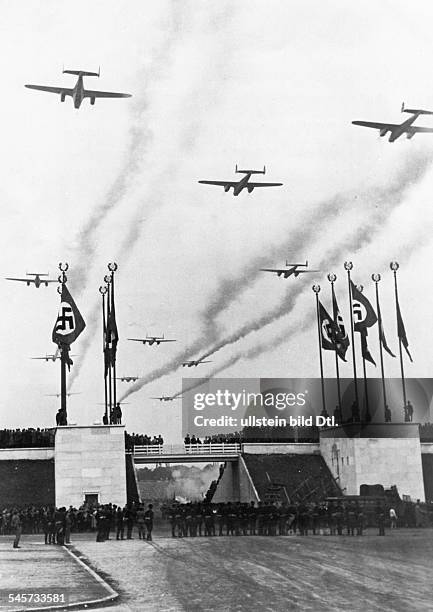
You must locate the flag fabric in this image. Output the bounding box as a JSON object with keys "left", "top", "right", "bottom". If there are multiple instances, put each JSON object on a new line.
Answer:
{"left": 350, "top": 281, "right": 378, "bottom": 331}
{"left": 377, "top": 303, "right": 396, "bottom": 358}
{"left": 319, "top": 300, "right": 345, "bottom": 356}
{"left": 396, "top": 297, "right": 413, "bottom": 362}
{"left": 332, "top": 289, "right": 349, "bottom": 361}
{"left": 52, "top": 284, "right": 86, "bottom": 346}
{"left": 106, "top": 285, "right": 119, "bottom": 365}
{"left": 360, "top": 328, "right": 376, "bottom": 366}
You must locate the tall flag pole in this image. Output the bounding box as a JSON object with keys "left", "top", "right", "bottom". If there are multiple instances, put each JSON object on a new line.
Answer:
{"left": 99, "top": 285, "right": 108, "bottom": 424}
{"left": 104, "top": 274, "right": 113, "bottom": 420}
{"left": 108, "top": 263, "right": 119, "bottom": 414}
{"left": 344, "top": 261, "right": 359, "bottom": 412}
{"left": 313, "top": 284, "right": 327, "bottom": 417}
{"left": 52, "top": 262, "right": 86, "bottom": 426}
{"left": 372, "top": 273, "right": 395, "bottom": 422}
{"left": 390, "top": 261, "right": 412, "bottom": 416}
{"left": 327, "top": 273, "right": 349, "bottom": 420}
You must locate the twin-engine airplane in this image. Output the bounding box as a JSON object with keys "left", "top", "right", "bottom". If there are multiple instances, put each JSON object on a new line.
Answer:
{"left": 150, "top": 395, "right": 181, "bottom": 402}
{"left": 116, "top": 376, "right": 139, "bottom": 383}
{"left": 25, "top": 69, "right": 132, "bottom": 109}
{"left": 5, "top": 272, "right": 57, "bottom": 288}
{"left": 182, "top": 359, "right": 212, "bottom": 368}
{"left": 199, "top": 165, "right": 283, "bottom": 196}
{"left": 352, "top": 103, "right": 433, "bottom": 142}
{"left": 260, "top": 261, "right": 319, "bottom": 279}
{"left": 31, "top": 349, "right": 77, "bottom": 362}
{"left": 128, "top": 334, "right": 176, "bottom": 346}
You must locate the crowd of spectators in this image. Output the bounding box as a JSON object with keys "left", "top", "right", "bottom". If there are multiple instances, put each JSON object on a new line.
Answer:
{"left": 0, "top": 428, "right": 55, "bottom": 449}
{"left": 125, "top": 432, "right": 164, "bottom": 450}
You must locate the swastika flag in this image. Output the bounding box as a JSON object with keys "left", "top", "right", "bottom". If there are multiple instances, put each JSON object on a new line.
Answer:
{"left": 52, "top": 284, "right": 86, "bottom": 346}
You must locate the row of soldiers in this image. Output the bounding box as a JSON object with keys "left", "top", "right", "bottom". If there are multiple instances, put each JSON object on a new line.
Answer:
{"left": 166, "top": 501, "right": 386, "bottom": 537}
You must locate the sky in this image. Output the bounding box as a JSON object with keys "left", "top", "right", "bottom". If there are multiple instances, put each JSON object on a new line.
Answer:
{"left": 1, "top": 0, "right": 433, "bottom": 441}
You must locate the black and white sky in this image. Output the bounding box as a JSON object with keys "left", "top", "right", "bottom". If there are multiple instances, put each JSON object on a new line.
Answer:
{"left": 1, "top": 0, "right": 433, "bottom": 441}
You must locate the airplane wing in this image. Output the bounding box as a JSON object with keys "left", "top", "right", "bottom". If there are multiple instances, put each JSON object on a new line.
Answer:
{"left": 260, "top": 268, "right": 292, "bottom": 275}
{"left": 352, "top": 121, "right": 400, "bottom": 130}
{"left": 25, "top": 85, "right": 74, "bottom": 96}
{"left": 247, "top": 182, "right": 283, "bottom": 188}
{"left": 296, "top": 269, "right": 320, "bottom": 274}
{"left": 84, "top": 90, "right": 132, "bottom": 99}
{"left": 127, "top": 338, "right": 145, "bottom": 342}
{"left": 5, "top": 277, "right": 31, "bottom": 282}
{"left": 159, "top": 339, "right": 176, "bottom": 343}
{"left": 198, "top": 181, "right": 237, "bottom": 187}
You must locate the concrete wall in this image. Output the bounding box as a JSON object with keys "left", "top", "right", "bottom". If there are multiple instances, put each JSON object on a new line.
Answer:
{"left": 0, "top": 448, "right": 54, "bottom": 460}
{"left": 320, "top": 424, "right": 425, "bottom": 501}
{"left": 212, "top": 462, "right": 238, "bottom": 503}
{"left": 242, "top": 443, "right": 320, "bottom": 455}
{"left": 55, "top": 425, "right": 126, "bottom": 507}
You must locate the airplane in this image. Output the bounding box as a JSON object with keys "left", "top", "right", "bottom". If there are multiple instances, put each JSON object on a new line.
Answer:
{"left": 127, "top": 334, "right": 176, "bottom": 346}
{"left": 116, "top": 376, "right": 140, "bottom": 383}
{"left": 198, "top": 165, "right": 283, "bottom": 196}
{"left": 5, "top": 272, "right": 57, "bottom": 288}
{"left": 260, "top": 260, "right": 320, "bottom": 279}
{"left": 150, "top": 395, "right": 181, "bottom": 402}
{"left": 25, "top": 68, "right": 132, "bottom": 109}
{"left": 46, "top": 392, "right": 81, "bottom": 398}
{"left": 182, "top": 359, "right": 212, "bottom": 368}
{"left": 31, "top": 350, "right": 77, "bottom": 362}
{"left": 352, "top": 103, "right": 433, "bottom": 142}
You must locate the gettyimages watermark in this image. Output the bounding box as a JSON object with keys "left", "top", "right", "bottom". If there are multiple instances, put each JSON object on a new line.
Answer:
{"left": 181, "top": 377, "right": 433, "bottom": 437}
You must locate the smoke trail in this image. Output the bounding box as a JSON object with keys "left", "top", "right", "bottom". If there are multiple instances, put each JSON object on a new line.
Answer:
{"left": 69, "top": 2, "right": 192, "bottom": 294}
{"left": 120, "top": 150, "right": 433, "bottom": 399}
{"left": 71, "top": 3, "right": 240, "bottom": 388}
{"left": 196, "top": 151, "right": 432, "bottom": 346}
{"left": 197, "top": 151, "right": 433, "bottom": 360}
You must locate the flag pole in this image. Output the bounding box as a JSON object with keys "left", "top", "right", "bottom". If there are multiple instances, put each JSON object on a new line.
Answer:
{"left": 104, "top": 274, "right": 113, "bottom": 422}
{"left": 344, "top": 261, "right": 359, "bottom": 411}
{"left": 390, "top": 261, "right": 407, "bottom": 415}
{"left": 328, "top": 274, "right": 342, "bottom": 417}
{"left": 99, "top": 285, "right": 108, "bottom": 424}
{"left": 312, "top": 284, "right": 327, "bottom": 417}
{"left": 372, "top": 273, "right": 388, "bottom": 421}
{"left": 58, "top": 263, "right": 69, "bottom": 425}
{"left": 108, "top": 262, "right": 118, "bottom": 413}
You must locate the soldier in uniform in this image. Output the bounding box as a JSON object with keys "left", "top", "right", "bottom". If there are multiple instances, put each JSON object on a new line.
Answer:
{"left": 376, "top": 504, "right": 386, "bottom": 536}
{"left": 115, "top": 506, "right": 125, "bottom": 540}
{"left": 248, "top": 501, "right": 257, "bottom": 535}
{"left": 203, "top": 504, "right": 215, "bottom": 536}
{"left": 144, "top": 504, "right": 154, "bottom": 541}
{"left": 215, "top": 503, "right": 224, "bottom": 536}
{"left": 136, "top": 504, "right": 146, "bottom": 539}
{"left": 11, "top": 509, "right": 22, "bottom": 549}
{"left": 356, "top": 503, "right": 364, "bottom": 536}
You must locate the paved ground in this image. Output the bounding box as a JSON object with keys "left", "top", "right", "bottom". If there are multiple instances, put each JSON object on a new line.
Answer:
{"left": 0, "top": 539, "right": 116, "bottom": 611}
{"left": 1, "top": 529, "right": 432, "bottom": 612}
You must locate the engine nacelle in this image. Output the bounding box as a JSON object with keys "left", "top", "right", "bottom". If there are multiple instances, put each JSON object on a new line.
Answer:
{"left": 90, "top": 97, "right": 96, "bottom": 105}
{"left": 60, "top": 93, "right": 66, "bottom": 102}
{"left": 379, "top": 128, "right": 388, "bottom": 137}
{"left": 247, "top": 186, "right": 254, "bottom": 193}
{"left": 45, "top": 282, "right": 49, "bottom": 286}
{"left": 406, "top": 132, "right": 415, "bottom": 139}
{"left": 224, "top": 185, "right": 230, "bottom": 192}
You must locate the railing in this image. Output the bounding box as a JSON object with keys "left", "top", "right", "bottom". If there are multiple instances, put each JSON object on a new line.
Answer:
{"left": 133, "top": 443, "right": 241, "bottom": 456}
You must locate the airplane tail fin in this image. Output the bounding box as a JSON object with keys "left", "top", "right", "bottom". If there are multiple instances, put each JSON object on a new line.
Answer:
{"left": 235, "top": 165, "right": 266, "bottom": 174}
{"left": 402, "top": 102, "right": 433, "bottom": 115}
{"left": 26, "top": 272, "right": 48, "bottom": 276}
{"left": 63, "top": 68, "right": 100, "bottom": 77}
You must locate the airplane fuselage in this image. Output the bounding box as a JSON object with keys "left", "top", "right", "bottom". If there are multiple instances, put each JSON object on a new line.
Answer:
{"left": 71, "top": 76, "right": 85, "bottom": 109}
{"left": 232, "top": 173, "right": 253, "bottom": 196}
{"left": 387, "top": 113, "right": 419, "bottom": 142}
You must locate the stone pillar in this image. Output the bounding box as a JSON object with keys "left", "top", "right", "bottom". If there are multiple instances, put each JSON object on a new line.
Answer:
{"left": 54, "top": 425, "right": 126, "bottom": 508}
{"left": 320, "top": 423, "right": 425, "bottom": 501}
